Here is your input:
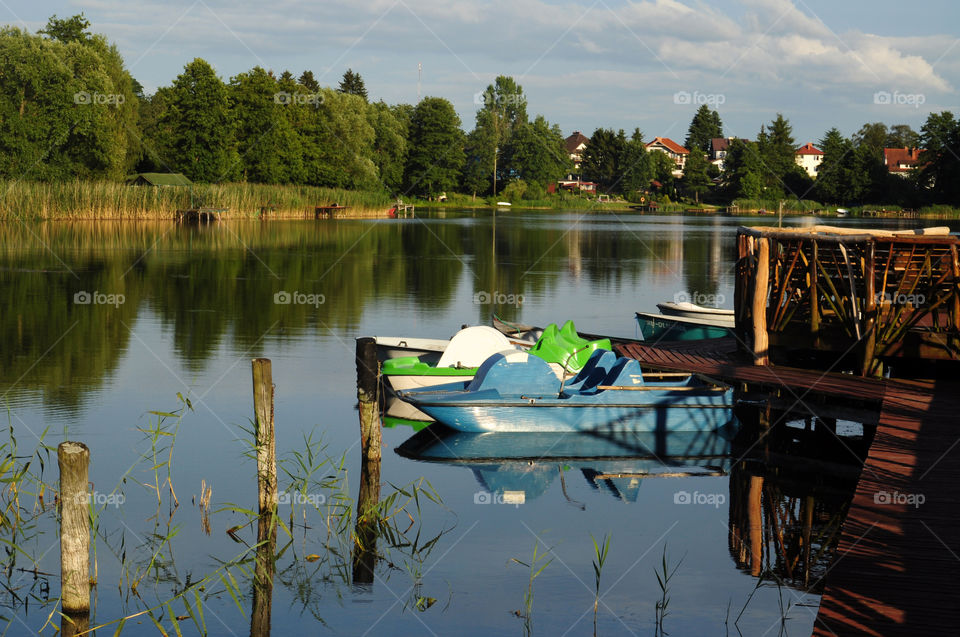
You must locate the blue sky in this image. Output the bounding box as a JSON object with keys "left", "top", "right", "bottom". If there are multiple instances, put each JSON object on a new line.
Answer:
{"left": 7, "top": 0, "right": 958, "bottom": 145}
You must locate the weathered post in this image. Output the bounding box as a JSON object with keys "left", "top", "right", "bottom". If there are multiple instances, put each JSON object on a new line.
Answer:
{"left": 810, "top": 240, "right": 820, "bottom": 348}
{"left": 355, "top": 338, "right": 381, "bottom": 462}
{"left": 353, "top": 337, "right": 382, "bottom": 585}
{"left": 862, "top": 241, "right": 878, "bottom": 376}
{"left": 747, "top": 475, "right": 764, "bottom": 577}
{"left": 250, "top": 358, "right": 277, "bottom": 637}
{"left": 58, "top": 442, "right": 90, "bottom": 615}
{"left": 751, "top": 237, "right": 770, "bottom": 365}
{"left": 251, "top": 358, "right": 277, "bottom": 516}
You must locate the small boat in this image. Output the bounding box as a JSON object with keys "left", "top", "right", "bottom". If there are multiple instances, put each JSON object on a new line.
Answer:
{"left": 635, "top": 311, "right": 733, "bottom": 341}
{"left": 496, "top": 201, "right": 512, "bottom": 207}
{"left": 399, "top": 349, "right": 733, "bottom": 433}
{"left": 836, "top": 208, "right": 849, "bottom": 217}
{"left": 374, "top": 336, "right": 449, "bottom": 364}
{"left": 383, "top": 322, "right": 611, "bottom": 421}
{"left": 655, "top": 301, "right": 734, "bottom": 322}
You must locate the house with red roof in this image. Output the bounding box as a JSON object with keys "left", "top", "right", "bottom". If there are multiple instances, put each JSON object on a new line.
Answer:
{"left": 646, "top": 137, "right": 689, "bottom": 176}
{"left": 795, "top": 142, "right": 823, "bottom": 178}
{"left": 883, "top": 147, "right": 922, "bottom": 177}
{"left": 564, "top": 131, "right": 590, "bottom": 171}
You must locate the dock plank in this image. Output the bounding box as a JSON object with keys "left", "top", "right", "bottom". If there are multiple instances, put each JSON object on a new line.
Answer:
{"left": 616, "top": 339, "right": 960, "bottom": 636}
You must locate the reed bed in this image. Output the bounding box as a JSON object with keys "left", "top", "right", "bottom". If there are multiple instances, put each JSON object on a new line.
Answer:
{"left": 0, "top": 180, "right": 394, "bottom": 220}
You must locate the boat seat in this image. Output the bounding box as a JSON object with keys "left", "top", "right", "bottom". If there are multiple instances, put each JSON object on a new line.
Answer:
{"left": 467, "top": 350, "right": 559, "bottom": 396}
{"left": 563, "top": 350, "right": 618, "bottom": 393}
{"left": 603, "top": 358, "right": 646, "bottom": 389}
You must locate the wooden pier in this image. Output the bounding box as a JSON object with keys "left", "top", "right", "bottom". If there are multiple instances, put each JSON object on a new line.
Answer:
{"left": 735, "top": 225, "right": 960, "bottom": 376}
{"left": 616, "top": 338, "right": 960, "bottom": 635}
{"left": 175, "top": 207, "right": 227, "bottom": 223}
{"left": 315, "top": 204, "right": 349, "bottom": 219}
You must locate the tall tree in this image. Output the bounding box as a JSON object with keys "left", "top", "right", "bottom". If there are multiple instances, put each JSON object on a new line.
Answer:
{"left": 887, "top": 124, "right": 920, "bottom": 149}
{"left": 404, "top": 97, "right": 465, "bottom": 196}
{"left": 852, "top": 122, "right": 888, "bottom": 160}
{"left": 813, "top": 128, "right": 853, "bottom": 203}
{"left": 681, "top": 151, "right": 711, "bottom": 202}
{"left": 722, "top": 139, "right": 764, "bottom": 199}
{"left": 471, "top": 76, "right": 528, "bottom": 191}
{"left": 338, "top": 69, "right": 367, "bottom": 101}
{"left": 163, "top": 58, "right": 239, "bottom": 182}
{"left": 298, "top": 70, "right": 319, "bottom": 92}
{"left": 502, "top": 115, "right": 570, "bottom": 187}
{"left": 757, "top": 113, "right": 802, "bottom": 197}
{"left": 917, "top": 111, "right": 960, "bottom": 203}
{"left": 229, "top": 66, "right": 302, "bottom": 183}
{"left": 684, "top": 105, "right": 723, "bottom": 153}
{"left": 581, "top": 128, "right": 625, "bottom": 192}
{"left": 368, "top": 100, "right": 407, "bottom": 192}
{"left": 38, "top": 13, "right": 91, "bottom": 43}
{"left": 620, "top": 129, "right": 653, "bottom": 195}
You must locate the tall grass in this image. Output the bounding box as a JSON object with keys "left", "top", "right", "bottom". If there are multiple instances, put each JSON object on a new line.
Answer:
{"left": 0, "top": 179, "right": 393, "bottom": 220}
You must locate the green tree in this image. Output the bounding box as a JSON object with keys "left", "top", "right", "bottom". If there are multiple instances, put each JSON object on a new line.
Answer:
{"left": 852, "top": 122, "right": 888, "bottom": 160}
{"left": 757, "top": 114, "right": 806, "bottom": 198}
{"left": 163, "top": 58, "right": 238, "bottom": 182}
{"left": 404, "top": 97, "right": 465, "bottom": 196}
{"left": 38, "top": 13, "right": 91, "bottom": 43}
{"left": 338, "top": 69, "right": 367, "bottom": 101}
{"left": 581, "top": 128, "right": 625, "bottom": 192}
{"left": 813, "top": 128, "right": 853, "bottom": 203}
{"left": 229, "top": 66, "right": 303, "bottom": 184}
{"left": 917, "top": 111, "right": 960, "bottom": 203}
{"left": 302, "top": 88, "right": 377, "bottom": 189}
{"left": 471, "top": 76, "right": 528, "bottom": 192}
{"left": 368, "top": 100, "right": 407, "bottom": 192}
{"left": 502, "top": 115, "right": 570, "bottom": 186}
{"left": 887, "top": 124, "right": 919, "bottom": 149}
{"left": 681, "top": 151, "right": 711, "bottom": 202}
{"left": 722, "top": 139, "right": 764, "bottom": 199}
{"left": 683, "top": 105, "right": 723, "bottom": 153}
{"left": 620, "top": 129, "right": 652, "bottom": 195}
{"left": 298, "top": 70, "right": 319, "bottom": 92}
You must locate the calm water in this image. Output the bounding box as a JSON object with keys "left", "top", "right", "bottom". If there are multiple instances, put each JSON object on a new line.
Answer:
{"left": 0, "top": 210, "right": 941, "bottom": 635}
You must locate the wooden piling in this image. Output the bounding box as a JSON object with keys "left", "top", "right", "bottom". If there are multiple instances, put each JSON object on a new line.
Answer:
{"left": 58, "top": 441, "right": 90, "bottom": 614}
{"left": 355, "top": 337, "right": 381, "bottom": 462}
{"left": 250, "top": 358, "right": 277, "bottom": 637}
{"left": 251, "top": 358, "right": 277, "bottom": 515}
{"left": 751, "top": 238, "right": 770, "bottom": 365}
{"left": 747, "top": 475, "right": 764, "bottom": 577}
{"left": 353, "top": 337, "right": 382, "bottom": 584}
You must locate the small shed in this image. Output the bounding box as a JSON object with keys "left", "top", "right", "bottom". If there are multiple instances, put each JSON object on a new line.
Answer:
{"left": 126, "top": 173, "right": 192, "bottom": 187}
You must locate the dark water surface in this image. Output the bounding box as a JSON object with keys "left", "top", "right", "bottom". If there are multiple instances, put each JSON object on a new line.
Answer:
{"left": 0, "top": 210, "right": 944, "bottom": 635}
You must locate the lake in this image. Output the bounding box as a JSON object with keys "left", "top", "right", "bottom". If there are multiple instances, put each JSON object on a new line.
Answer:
{"left": 0, "top": 210, "right": 939, "bottom": 635}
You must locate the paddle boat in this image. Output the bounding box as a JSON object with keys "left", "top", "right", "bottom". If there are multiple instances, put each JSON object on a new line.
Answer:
{"left": 398, "top": 349, "right": 733, "bottom": 433}
{"left": 655, "top": 301, "right": 734, "bottom": 322}
{"left": 382, "top": 322, "right": 612, "bottom": 420}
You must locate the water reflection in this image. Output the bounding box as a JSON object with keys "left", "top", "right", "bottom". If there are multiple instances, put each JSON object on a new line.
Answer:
{"left": 0, "top": 214, "right": 735, "bottom": 412}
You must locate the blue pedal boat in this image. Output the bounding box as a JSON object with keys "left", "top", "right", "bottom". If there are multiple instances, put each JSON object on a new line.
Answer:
{"left": 398, "top": 349, "right": 733, "bottom": 433}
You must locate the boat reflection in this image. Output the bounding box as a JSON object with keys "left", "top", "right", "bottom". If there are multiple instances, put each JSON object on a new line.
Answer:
{"left": 395, "top": 419, "right": 739, "bottom": 504}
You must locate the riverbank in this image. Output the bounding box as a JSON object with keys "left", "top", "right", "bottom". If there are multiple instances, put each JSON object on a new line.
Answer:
{"left": 1, "top": 179, "right": 958, "bottom": 219}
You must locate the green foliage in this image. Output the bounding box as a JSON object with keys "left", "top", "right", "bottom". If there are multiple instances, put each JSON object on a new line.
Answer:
{"left": 503, "top": 115, "right": 570, "bottom": 186}
{"left": 619, "top": 128, "right": 653, "bottom": 194}
{"left": 163, "top": 58, "right": 239, "bottom": 182}
{"left": 581, "top": 128, "right": 626, "bottom": 192}
{"left": 229, "top": 67, "right": 303, "bottom": 184}
{"left": 917, "top": 111, "right": 960, "bottom": 204}
{"left": 681, "top": 150, "right": 711, "bottom": 202}
{"left": 368, "top": 101, "right": 407, "bottom": 192}
{"left": 338, "top": 68, "right": 367, "bottom": 101}
{"left": 404, "top": 97, "right": 465, "bottom": 196}
{"left": 684, "top": 104, "right": 723, "bottom": 153}
{"left": 38, "top": 13, "right": 91, "bottom": 43}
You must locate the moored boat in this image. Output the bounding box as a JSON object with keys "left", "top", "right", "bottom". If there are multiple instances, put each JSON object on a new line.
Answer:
{"left": 399, "top": 349, "right": 733, "bottom": 433}
{"left": 635, "top": 311, "right": 733, "bottom": 341}
{"left": 655, "top": 301, "right": 734, "bottom": 322}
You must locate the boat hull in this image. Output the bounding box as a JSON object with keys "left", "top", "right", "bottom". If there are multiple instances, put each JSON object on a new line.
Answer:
{"left": 411, "top": 401, "right": 733, "bottom": 433}
{"left": 635, "top": 312, "right": 732, "bottom": 341}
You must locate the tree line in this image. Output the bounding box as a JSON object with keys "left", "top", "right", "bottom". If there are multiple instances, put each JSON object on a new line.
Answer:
{"left": 1, "top": 14, "right": 958, "bottom": 207}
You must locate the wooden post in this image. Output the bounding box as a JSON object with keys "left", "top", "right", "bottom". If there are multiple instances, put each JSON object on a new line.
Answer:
{"left": 58, "top": 442, "right": 90, "bottom": 614}
{"left": 747, "top": 475, "right": 764, "bottom": 577}
{"left": 356, "top": 338, "right": 381, "bottom": 462}
{"left": 862, "top": 241, "right": 878, "bottom": 376}
{"left": 353, "top": 337, "right": 382, "bottom": 584}
{"left": 810, "top": 240, "right": 820, "bottom": 347}
{"left": 751, "top": 237, "right": 770, "bottom": 365}
{"left": 250, "top": 359, "right": 277, "bottom": 637}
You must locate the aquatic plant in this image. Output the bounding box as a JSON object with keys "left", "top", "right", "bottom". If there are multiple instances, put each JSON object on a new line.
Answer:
{"left": 511, "top": 540, "right": 553, "bottom": 637}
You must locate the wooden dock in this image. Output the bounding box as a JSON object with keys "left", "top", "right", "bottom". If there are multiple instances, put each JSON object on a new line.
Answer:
{"left": 616, "top": 339, "right": 960, "bottom": 635}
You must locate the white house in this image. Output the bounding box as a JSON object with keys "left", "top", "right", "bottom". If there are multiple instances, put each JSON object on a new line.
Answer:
{"left": 795, "top": 143, "right": 823, "bottom": 178}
